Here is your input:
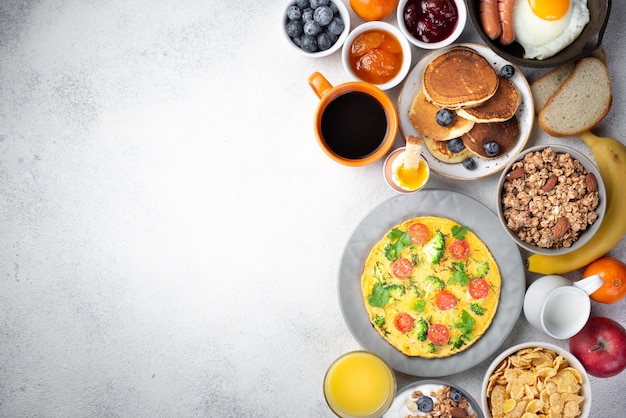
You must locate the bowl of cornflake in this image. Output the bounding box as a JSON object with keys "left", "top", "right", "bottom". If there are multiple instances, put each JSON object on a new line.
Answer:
{"left": 481, "top": 342, "right": 591, "bottom": 418}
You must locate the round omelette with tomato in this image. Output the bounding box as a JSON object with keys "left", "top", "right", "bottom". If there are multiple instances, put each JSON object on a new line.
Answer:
{"left": 361, "top": 216, "right": 501, "bottom": 358}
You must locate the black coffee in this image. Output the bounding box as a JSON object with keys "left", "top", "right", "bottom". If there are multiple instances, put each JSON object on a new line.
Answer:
{"left": 321, "top": 91, "right": 388, "bottom": 160}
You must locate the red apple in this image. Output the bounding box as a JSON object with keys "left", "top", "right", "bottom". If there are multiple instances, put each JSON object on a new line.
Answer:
{"left": 569, "top": 316, "right": 626, "bottom": 378}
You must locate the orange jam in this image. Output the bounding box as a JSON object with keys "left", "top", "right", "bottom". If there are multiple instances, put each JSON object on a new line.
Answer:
{"left": 349, "top": 29, "right": 403, "bottom": 85}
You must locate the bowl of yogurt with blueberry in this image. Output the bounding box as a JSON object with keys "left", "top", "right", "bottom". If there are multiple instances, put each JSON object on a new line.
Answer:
{"left": 383, "top": 379, "right": 484, "bottom": 418}
{"left": 283, "top": 0, "right": 350, "bottom": 57}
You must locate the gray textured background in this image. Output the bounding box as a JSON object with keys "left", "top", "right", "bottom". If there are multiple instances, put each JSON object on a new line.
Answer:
{"left": 1, "top": 1, "right": 624, "bottom": 416}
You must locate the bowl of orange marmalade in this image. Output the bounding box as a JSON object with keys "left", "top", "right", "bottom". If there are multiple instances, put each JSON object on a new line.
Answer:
{"left": 341, "top": 21, "right": 412, "bottom": 91}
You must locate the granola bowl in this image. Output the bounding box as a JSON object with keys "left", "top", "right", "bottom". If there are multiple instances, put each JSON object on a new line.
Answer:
{"left": 383, "top": 379, "right": 484, "bottom": 418}
{"left": 481, "top": 342, "right": 591, "bottom": 418}
{"left": 496, "top": 145, "right": 606, "bottom": 255}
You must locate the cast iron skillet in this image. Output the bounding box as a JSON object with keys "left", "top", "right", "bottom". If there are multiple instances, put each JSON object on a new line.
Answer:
{"left": 466, "top": 0, "right": 611, "bottom": 68}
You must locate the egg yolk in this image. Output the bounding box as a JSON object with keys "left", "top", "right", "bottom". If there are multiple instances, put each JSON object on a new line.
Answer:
{"left": 396, "top": 160, "right": 429, "bottom": 190}
{"left": 528, "top": 0, "right": 570, "bottom": 20}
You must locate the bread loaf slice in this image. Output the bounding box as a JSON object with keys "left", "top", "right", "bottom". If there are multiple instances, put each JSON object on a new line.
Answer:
{"left": 531, "top": 62, "right": 575, "bottom": 114}
{"left": 538, "top": 57, "right": 611, "bottom": 137}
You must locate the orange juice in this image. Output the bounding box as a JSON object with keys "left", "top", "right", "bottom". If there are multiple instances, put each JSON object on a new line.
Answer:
{"left": 323, "top": 351, "right": 396, "bottom": 417}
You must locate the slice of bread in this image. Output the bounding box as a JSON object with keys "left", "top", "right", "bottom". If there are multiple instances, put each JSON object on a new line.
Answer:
{"left": 531, "top": 62, "right": 575, "bottom": 114}
{"left": 530, "top": 48, "right": 607, "bottom": 115}
{"left": 538, "top": 56, "right": 611, "bottom": 137}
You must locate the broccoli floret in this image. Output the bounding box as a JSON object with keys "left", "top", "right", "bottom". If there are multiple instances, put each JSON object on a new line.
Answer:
{"left": 470, "top": 303, "right": 485, "bottom": 316}
{"left": 427, "top": 343, "right": 437, "bottom": 354}
{"left": 386, "top": 284, "right": 405, "bottom": 299}
{"left": 373, "top": 314, "right": 386, "bottom": 327}
{"left": 415, "top": 318, "right": 429, "bottom": 341}
{"left": 423, "top": 230, "right": 445, "bottom": 264}
{"left": 450, "top": 336, "right": 466, "bottom": 350}
{"left": 475, "top": 260, "right": 490, "bottom": 278}
{"left": 425, "top": 275, "right": 445, "bottom": 290}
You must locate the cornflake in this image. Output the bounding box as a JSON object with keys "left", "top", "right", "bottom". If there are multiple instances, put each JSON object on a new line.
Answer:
{"left": 485, "top": 347, "right": 585, "bottom": 418}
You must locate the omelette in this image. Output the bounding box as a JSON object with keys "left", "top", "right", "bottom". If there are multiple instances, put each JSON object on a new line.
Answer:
{"left": 361, "top": 216, "right": 501, "bottom": 358}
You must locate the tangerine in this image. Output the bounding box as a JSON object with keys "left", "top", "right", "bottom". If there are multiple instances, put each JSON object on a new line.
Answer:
{"left": 584, "top": 257, "right": 626, "bottom": 304}
{"left": 350, "top": 0, "right": 399, "bottom": 21}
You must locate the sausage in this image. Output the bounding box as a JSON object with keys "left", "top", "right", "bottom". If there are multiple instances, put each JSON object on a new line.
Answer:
{"left": 498, "top": 0, "right": 516, "bottom": 45}
{"left": 479, "top": 0, "right": 501, "bottom": 40}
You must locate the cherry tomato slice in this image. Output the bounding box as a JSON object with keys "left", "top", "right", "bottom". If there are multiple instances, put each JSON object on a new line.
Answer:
{"left": 469, "top": 278, "right": 489, "bottom": 299}
{"left": 394, "top": 312, "right": 415, "bottom": 333}
{"left": 435, "top": 290, "right": 458, "bottom": 311}
{"left": 392, "top": 257, "right": 413, "bottom": 278}
{"left": 449, "top": 239, "right": 470, "bottom": 259}
{"left": 428, "top": 323, "right": 450, "bottom": 344}
{"left": 407, "top": 222, "right": 429, "bottom": 245}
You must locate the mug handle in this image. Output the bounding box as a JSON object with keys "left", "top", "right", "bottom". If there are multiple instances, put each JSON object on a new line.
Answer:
{"left": 308, "top": 72, "right": 333, "bottom": 100}
{"left": 574, "top": 273, "right": 603, "bottom": 295}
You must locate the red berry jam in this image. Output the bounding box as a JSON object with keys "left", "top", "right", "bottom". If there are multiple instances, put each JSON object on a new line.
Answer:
{"left": 403, "top": 0, "right": 458, "bottom": 44}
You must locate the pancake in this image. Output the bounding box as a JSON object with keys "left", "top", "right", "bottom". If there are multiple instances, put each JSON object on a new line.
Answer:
{"left": 410, "top": 90, "right": 475, "bottom": 141}
{"left": 424, "top": 136, "right": 473, "bottom": 164}
{"left": 422, "top": 47, "right": 499, "bottom": 109}
{"left": 456, "top": 76, "right": 520, "bottom": 123}
{"left": 461, "top": 115, "right": 520, "bottom": 159}
{"left": 361, "top": 216, "right": 501, "bottom": 358}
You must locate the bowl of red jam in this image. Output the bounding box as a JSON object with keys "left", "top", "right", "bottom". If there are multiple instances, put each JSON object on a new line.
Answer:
{"left": 397, "top": 0, "right": 467, "bottom": 49}
{"left": 341, "top": 21, "right": 412, "bottom": 90}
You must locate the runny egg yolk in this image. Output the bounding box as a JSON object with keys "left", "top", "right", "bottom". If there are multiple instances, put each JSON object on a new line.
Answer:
{"left": 395, "top": 159, "right": 429, "bottom": 190}
{"left": 529, "top": 0, "right": 570, "bottom": 21}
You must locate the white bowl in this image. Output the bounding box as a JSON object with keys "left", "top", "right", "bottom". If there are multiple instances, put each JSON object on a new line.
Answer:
{"left": 396, "top": 0, "right": 467, "bottom": 49}
{"left": 341, "top": 21, "right": 412, "bottom": 91}
{"left": 481, "top": 342, "right": 591, "bottom": 418}
{"left": 283, "top": 0, "right": 350, "bottom": 58}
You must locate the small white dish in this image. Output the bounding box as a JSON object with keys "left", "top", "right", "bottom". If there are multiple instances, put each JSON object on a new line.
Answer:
{"left": 342, "top": 21, "right": 412, "bottom": 91}
{"left": 397, "top": 0, "right": 467, "bottom": 50}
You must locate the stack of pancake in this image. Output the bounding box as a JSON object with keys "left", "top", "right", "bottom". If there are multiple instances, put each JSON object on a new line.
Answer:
{"left": 410, "top": 47, "right": 521, "bottom": 163}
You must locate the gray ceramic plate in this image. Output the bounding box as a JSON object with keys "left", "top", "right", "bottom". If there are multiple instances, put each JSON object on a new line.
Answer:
{"left": 337, "top": 189, "right": 525, "bottom": 376}
{"left": 466, "top": 0, "right": 611, "bottom": 68}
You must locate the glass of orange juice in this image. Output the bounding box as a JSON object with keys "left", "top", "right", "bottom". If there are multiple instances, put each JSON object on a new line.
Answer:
{"left": 323, "top": 351, "right": 396, "bottom": 417}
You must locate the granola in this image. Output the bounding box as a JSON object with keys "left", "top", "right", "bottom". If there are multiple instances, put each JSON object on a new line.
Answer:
{"left": 501, "top": 147, "right": 600, "bottom": 249}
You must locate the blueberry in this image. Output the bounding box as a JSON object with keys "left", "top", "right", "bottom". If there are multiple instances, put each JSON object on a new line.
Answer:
{"left": 317, "top": 32, "right": 332, "bottom": 50}
{"left": 302, "top": 7, "right": 314, "bottom": 21}
{"left": 310, "top": 0, "right": 329, "bottom": 7}
{"left": 450, "top": 389, "right": 463, "bottom": 403}
{"left": 463, "top": 158, "right": 477, "bottom": 170}
{"left": 286, "top": 20, "right": 303, "bottom": 38}
{"left": 484, "top": 140, "right": 500, "bottom": 156}
{"left": 287, "top": 5, "right": 302, "bottom": 20}
{"left": 325, "top": 29, "right": 338, "bottom": 44}
{"left": 417, "top": 396, "right": 434, "bottom": 412}
{"left": 500, "top": 64, "right": 515, "bottom": 79}
{"left": 314, "top": 5, "right": 333, "bottom": 26}
{"left": 292, "top": 35, "right": 302, "bottom": 47}
{"left": 327, "top": 16, "right": 344, "bottom": 35}
{"left": 303, "top": 20, "right": 321, "bottom": 36}
{"left": 296, "top": 0, "right": 310, "bottom": 8}
{"left": 300, "top": 35, "right": 318, "bottom": 52}
{"left": 447, "top": 137, "right": 465, "bottom": 153}
{"left": 436, "top": 108, "right": 455, "bottom": 127}
{"left": 328, "top": 0, "right": 339, "bottom": 14}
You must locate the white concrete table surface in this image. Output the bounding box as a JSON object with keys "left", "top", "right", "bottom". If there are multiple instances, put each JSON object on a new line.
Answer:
{"left": 1, "top": 1, "right": 624, "bottom": 416}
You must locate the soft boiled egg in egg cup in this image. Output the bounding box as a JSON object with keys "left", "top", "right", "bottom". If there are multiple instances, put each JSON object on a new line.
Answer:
{"left": 383, "top": 139, "right": 430, "bottom": 194}
{"left": 467, "top": 0, "right": 610, "bottom": 68}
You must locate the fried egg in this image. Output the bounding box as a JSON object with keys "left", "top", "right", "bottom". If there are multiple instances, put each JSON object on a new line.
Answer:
{"left": 513, "top": 0, "right": 590, "bottom": 60}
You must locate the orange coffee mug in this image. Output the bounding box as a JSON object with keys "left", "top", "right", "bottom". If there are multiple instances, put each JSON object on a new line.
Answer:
{"left": 308, "top": 72, "right": 398, "bottom": 167}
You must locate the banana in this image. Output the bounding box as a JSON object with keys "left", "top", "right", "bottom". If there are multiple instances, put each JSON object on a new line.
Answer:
{"left": 527, "top": 130, "right": 626, "bottom": 274}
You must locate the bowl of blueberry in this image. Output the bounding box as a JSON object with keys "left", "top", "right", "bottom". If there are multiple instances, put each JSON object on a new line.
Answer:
{"left": 382, "top": 379, "right": 484, "bottom": 417}
{"left": 283, "top": 0, "right": 350, "bottom": 57}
